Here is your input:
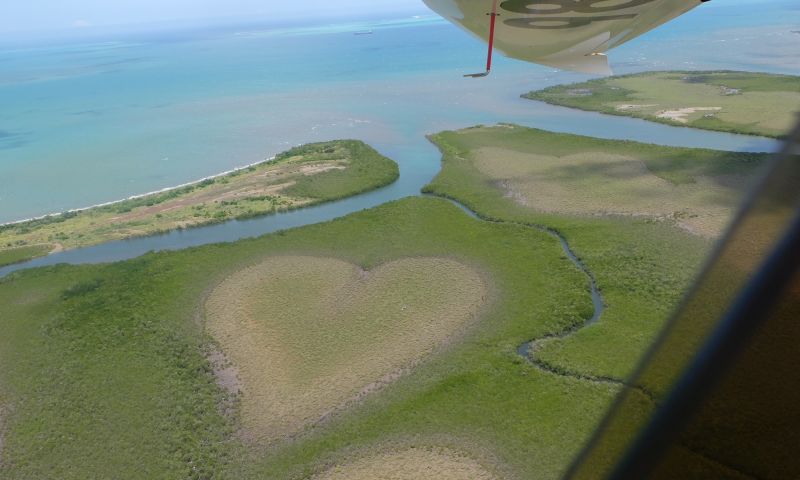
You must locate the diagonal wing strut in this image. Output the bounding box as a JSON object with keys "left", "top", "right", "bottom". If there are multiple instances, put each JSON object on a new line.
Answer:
{"left": 464, "top": 0, "right": 499, "bottom": 78}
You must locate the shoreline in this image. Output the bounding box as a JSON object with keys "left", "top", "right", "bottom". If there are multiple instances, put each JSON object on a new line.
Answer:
{"left": 0, "top": 153, "right": 285, "bottom": 228}
{"left": 0, "top": 139, "right": 401, "bottom": 270}
{"left": 523, "top": 69, "right": 799, "bottom": 141}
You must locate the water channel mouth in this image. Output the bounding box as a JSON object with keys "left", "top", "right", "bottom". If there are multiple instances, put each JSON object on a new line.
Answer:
{"left": 0, "top": 114, "right": 779, "bottom": 280}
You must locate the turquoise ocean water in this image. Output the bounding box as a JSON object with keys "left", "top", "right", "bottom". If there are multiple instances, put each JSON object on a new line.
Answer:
{"left": 0, "top": 1, "right": 798, "bottom": 224}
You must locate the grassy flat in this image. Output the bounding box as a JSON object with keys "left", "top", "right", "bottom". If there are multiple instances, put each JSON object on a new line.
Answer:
{"left": 206, "top": 256, "right": 487, "bottom": 441}
{"left": 1, "top": 197, "right": 612, "bottom": 479}
{"left": 424, "top": 124, "right": 769, "bottom": 385}
{"left": 448, "top": 124, "right": 766, "bottom": 237}
{"left": 473, "top": 146, "right": 748, "bottom": 237}
{"left": 0, "top": 245, "right": 52, "bottom": 268}
{"left": 0, "top": 140, "right": 398, "bottom": 266}
{"left": 525, "top": 71, "right": 800, "bottom": 138}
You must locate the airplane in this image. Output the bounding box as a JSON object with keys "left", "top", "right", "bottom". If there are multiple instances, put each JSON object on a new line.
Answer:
{"left": 422, "top": 0, "right": 710, "bottom": 76}
{"left": 423, "top": 1, "right": 800, "bottom": 478}
{"left": 566, "top": 119, "right": 800, "bottom": 480}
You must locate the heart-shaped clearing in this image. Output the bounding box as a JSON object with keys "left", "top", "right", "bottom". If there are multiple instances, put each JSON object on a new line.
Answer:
{"left": 205, "top": 256, "right": 487, "bottom": 441}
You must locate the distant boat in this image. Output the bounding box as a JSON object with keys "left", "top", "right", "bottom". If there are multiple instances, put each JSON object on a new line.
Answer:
{"left": 354, "top": 31, "right": 373, "bottom": 36}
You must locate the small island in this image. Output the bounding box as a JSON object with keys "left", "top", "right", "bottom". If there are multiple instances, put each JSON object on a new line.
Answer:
{"left": 525, "top": 71, "right": 800, "bottom": 139}
{"left": 0, "top": 140, "right": 399, "bottom": 266}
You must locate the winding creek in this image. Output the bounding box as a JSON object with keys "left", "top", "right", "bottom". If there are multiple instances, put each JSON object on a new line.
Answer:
{"left": 430, "top": 195, "right": 608, "bottom": 373}
{"left": 515, "top": 232, "right": 604, "bottom": 362}
{"left": 437, "top": 194, "right": 757, "bottom": 478}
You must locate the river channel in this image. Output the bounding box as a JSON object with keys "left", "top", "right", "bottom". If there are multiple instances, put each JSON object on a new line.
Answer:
{"left": 0, "top": 101, "right": 780, "bottom": 279}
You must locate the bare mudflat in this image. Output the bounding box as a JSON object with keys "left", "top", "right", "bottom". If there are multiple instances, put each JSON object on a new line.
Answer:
{"left": 205, "top": 256, "right": 487, "bottom": 441}
{"left": 312, "top": 448, "right": 499, "bottom": 480}
{"left": 473, "top": 146, "right": 748, "bottom": 237}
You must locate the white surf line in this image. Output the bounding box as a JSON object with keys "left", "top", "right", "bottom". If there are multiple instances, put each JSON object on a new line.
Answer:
{"left": 0, "top": 155, "right": 280, "bottom": 228}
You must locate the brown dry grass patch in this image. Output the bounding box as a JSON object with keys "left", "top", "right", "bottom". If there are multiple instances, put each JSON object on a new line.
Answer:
{"left": 473, "top": 147, "right": 748, "bottom": 237}
{"left": 204, "top": 256, "right": 487, "bottom": 441}
{"left": 311, "top": 447, "right": 500, "bottom": 480}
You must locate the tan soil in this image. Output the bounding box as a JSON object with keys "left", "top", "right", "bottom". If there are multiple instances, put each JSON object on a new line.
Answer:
{"left": 614, "top": 104, "right": 658, "bottom": 111}
{"left": 107, "top": 181, "right": 296, "bottom": 222}
{"left": 311, "top": 448, "right": 500, "bottom": 480}
{"left": 207, "top": 347, "right": 241, "bottom": 397}
{"left": 655, "top": 107, "right": 722, "bottom": 123}
{"left": 297, "top": 164, "right": 347, "bottom": 175}
{"left": 107, "top": 160, "right": 344, "bottom": 223}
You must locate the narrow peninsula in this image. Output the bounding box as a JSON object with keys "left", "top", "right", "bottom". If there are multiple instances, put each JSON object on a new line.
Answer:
{"left": 0, "top": 140, "right": 399, "bottom": 267}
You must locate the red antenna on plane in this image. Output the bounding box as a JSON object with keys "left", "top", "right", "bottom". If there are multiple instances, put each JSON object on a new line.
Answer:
{"left": 465, "top": 0, "right": 499, "bottom": 78}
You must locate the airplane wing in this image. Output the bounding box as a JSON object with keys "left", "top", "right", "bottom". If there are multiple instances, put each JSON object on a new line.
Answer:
{"left": 422, "top": 0, "right": 707, "bottom": 75}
